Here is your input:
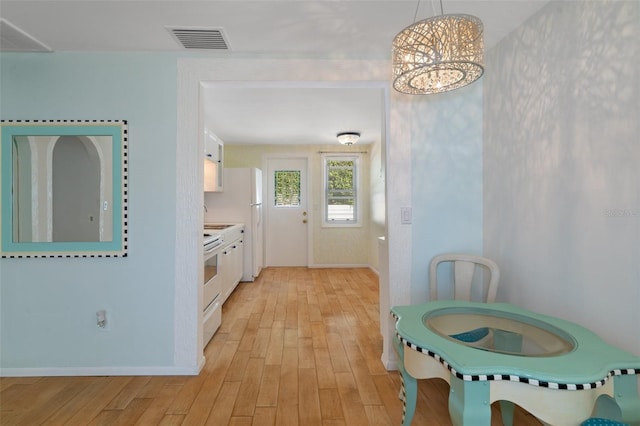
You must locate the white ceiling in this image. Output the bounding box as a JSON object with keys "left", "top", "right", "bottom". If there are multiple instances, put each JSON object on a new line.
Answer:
{"left": 201, "top": 83, "right": 386, "bottom": 145}
{"left": 0, "top": 0, "right": 549, "bottom": 145}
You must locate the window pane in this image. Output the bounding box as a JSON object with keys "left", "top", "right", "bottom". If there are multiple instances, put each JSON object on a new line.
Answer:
{"left": 274, "top": 170, "right": 300, "bottom": 207}
{"left": 325, "top": 158, "right": 356, "bottom": 222}
{"left": 327, "top": 190, "right": 353, "bottom": 198}
{"left": 328, "top": 205, "right": 355, "bottom": 221}
{"left": 328, "top": 161, "right": 354, "bottom": 192}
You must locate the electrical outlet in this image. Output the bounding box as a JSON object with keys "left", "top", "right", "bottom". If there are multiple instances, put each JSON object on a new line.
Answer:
{"left": 96, "top": 310, "right": 107, "bottom": 329}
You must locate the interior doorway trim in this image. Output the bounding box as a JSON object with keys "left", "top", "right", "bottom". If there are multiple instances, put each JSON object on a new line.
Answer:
{"left": 176, "top": 58, "right": 393, "bottom": 374}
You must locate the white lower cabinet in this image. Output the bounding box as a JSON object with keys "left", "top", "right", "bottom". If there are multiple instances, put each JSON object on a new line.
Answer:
{"left": 203, "top": 297, "right": 221, "bottom": 347}
{"left": 220, "top": 234, "right": 244, "bottom": 303}
{"left": 231, "top": 238, "right": 243, "bottom": 286}
{"left": 202, "top": 224, "right": 244, "bottom": 349}
{"left": 220, "top": 245, "right": 232, "bottom": 302}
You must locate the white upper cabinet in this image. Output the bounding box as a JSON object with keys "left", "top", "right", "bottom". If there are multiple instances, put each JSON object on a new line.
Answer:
{"left": 204, "top": 129, "right": 224, "bottom": 192}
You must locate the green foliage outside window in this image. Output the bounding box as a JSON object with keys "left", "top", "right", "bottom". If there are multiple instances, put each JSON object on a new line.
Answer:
{"left": 274, "top": 170, "right": 300, "bottom": 206}
{"left": 327, "top": 160, "right": 354, "bottom": 206}
{"left": 326, "top": 158, "right": 356, "bottom": 221}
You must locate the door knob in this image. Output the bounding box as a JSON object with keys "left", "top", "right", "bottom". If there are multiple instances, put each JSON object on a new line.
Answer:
{"left": 303, "top": 219, "right": 308, "bottom": 224}
{"left": 303, "top": 211, "right": 307, "bottom": 216}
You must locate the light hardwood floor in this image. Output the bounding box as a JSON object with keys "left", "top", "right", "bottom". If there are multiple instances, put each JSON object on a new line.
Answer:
{"left": 0, "top": 267, "right": 542, "bottom": 425}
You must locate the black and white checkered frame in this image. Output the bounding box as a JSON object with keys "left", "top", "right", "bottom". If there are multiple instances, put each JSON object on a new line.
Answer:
{"left": 0, "top": 119, "right": 128, "bottom": 258}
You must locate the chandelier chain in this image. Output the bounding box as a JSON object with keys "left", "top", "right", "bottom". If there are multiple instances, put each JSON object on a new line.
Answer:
{"left": 413, "top": 0, "right": 420, "bottom": 24}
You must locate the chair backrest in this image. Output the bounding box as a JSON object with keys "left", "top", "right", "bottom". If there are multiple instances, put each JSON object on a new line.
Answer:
{"left": 429, "top": 253, "right": 500, "bottom": 303}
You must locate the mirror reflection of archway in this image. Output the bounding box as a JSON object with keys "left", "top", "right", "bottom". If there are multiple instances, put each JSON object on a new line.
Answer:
{"left": 51, "top": 136, "right": 101, "bottom": 242}
{"left": 10, "top": 133, "right": 113, "bottom": 243}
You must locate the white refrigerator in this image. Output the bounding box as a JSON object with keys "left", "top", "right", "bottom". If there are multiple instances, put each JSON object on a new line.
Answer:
{"left": 205, "top": 168, "right": 263, "bottom": 282}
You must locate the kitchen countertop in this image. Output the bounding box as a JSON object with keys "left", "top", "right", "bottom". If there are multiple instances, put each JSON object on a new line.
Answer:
{"left": 204, "top": 224, "right": 244, "bottom": 243}
{"left": 204, "top": 223, "right": 244, "bottom": 232}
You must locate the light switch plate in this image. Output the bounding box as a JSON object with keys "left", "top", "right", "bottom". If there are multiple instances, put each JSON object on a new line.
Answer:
{"left": 401, "top": 207, "right": 412, "bottom": 224}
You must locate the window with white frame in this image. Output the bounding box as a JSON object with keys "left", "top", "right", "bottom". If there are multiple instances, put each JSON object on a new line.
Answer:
{"left": 322, "top": 154, "right": 361, "bottom": 226}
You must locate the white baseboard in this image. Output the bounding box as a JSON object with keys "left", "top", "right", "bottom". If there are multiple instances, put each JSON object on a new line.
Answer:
{"left": 197, "top": 354, "right": 206, "bottom": 372}
{"left": 381, "top": 350, "right": 399, "bottom": 371}
{"left": 308, "top": 263, "right": 370, "bottom": 269}
{"left": 381, "top": 358, "right": 398, "bottom": 371}
{"left": 306, "top": 263, "right": 380, "bottom": 276}
{"left": 0, "top": 364, "right": 201, "bottom": 377}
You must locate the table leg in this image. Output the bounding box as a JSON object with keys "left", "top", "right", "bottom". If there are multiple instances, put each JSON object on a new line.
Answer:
{"left": 400, "top": 366, "right": 418, "bottom": 426}
{"left": 393, "top": 335, "right": 418, "bottom": 426}
{"left": 612, "top": 374, "right": 640, "bottom": 424}
{"left": 499, "top": 400, "right": 515, "bottom": 426}
{"left": 449, "top": 377, "right": 491, "bottom": 426}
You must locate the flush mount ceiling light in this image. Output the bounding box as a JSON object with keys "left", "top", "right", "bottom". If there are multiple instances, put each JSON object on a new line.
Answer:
{"left": 392, "top": 0, "right": 484, "bottom": 95}
{"left": 336, "top": 132, "right": 360, "bottom": 145}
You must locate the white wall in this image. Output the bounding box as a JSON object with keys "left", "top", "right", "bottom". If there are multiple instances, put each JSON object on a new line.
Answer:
{"left": 368, "top": 133, "right": 386, "bottom": 272}
{"left": 484, "top": 1, "right": 639, "bottom": 355}
{"left": 409, "top": 83, "right": 484, "bottom": 303}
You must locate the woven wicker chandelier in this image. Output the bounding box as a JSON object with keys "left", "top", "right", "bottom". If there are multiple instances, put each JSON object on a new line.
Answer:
{"left": 392, "top": 6, "right": 484, "bottom": 95}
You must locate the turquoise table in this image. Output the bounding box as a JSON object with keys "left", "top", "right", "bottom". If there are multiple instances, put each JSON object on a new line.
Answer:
{"left": 391, "top": 301, "right": 640, "bottom": 425}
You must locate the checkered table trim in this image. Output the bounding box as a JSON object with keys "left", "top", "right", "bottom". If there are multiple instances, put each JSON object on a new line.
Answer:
{"left": 396, "top": 333, "right": 640, "bottom": 390}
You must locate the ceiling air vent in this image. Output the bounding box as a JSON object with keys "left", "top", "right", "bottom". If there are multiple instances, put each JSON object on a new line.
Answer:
{"left": 167, "top": 27, "right": 230, "bottom": 50}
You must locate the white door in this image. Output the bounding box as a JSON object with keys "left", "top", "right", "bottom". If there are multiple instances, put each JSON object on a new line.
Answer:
{"left": 265, "top": 157, "right": 308, "bottom": 267}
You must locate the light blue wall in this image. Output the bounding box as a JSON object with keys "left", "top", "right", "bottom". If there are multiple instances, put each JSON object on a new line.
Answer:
{"left": 1, "top": 53, "right": 180, "bottom": 369}
{"left": 410, "top": 83, "right": 484, "bottom": 302}
{"left": 484, "top": 1, "right": 640, "bottom": 355}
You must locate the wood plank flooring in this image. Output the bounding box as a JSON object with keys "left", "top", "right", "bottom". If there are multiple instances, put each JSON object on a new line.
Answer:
{"left": 0, "top": 267, "right": 542, "bottom": 425}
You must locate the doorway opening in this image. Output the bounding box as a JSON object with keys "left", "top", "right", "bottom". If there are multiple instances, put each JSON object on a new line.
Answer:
{"left": 176, "top": 59, "right": 392, "bottom": 371}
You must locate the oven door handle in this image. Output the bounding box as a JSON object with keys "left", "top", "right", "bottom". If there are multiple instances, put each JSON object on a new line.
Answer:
{"left": 204, "top": 242, "right": 222, "bottom": 254}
